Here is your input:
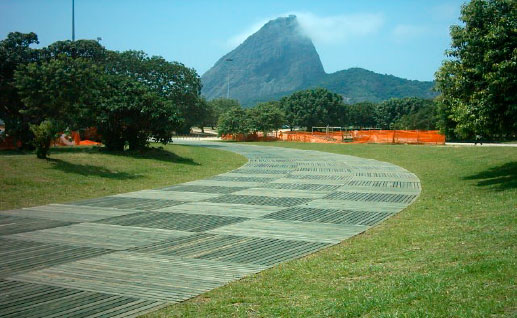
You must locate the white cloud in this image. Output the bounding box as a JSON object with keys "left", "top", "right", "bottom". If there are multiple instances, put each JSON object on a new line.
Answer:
{"left": 226, "top": 12, "right": 384, "bottom": 48}
{"left": 295, "top": 12, "right": 384, "bottom": 44}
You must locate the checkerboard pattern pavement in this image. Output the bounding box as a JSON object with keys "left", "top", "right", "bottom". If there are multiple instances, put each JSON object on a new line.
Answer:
{"left": 0, "top": 141, "right": 420, "bottom": 317}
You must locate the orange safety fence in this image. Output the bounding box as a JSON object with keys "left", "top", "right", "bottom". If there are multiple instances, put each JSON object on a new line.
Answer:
{"left": 223, "top": 130, "right": 445, "bottom": 145}
{"left": 53, "top": 128, "right": 102, "bottom": 147}
{"left": 350, "top": 130, "right": 445, "bottom": 144}
{"left": 0, "top": 136, "right": 22, "bottom": 150}
{"left": 278, "top": 131, "right": 345, "bottom": 143}
{"left": 221, "top": 132, "right": 278, "bottom": 142}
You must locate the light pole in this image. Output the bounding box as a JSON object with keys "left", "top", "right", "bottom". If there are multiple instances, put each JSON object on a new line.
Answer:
{"left": 225, "top": 58, "right": 233, "bottom": 99}
{"left": 72, "top": 0, "right": 75, "bottom": 41}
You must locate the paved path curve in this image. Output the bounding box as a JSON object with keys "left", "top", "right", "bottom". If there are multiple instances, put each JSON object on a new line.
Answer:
{"left": 0, "top": 141, "right": 421, "bottom": 317}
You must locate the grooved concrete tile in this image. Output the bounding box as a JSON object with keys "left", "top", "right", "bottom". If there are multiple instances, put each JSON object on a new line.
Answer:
{"left": 182, "top": 179, "right": 264, "bottom": 188}
{"left": 11, "top": 252, "right": 265, "bottom": 302}
{"left": 96, "top": 212, "right": 247, "bottom": 232}
{"left": 306, "top": 199, "right": 409, "bottom": 213}
{"left": 231, "top": 188, "right": 330, "bottom": 199}
{"left": 157, "top": 202, "right": 283, "bottom": 218}
{"left": 0, "top": 280, "right": 166, "bottom": 318}
{"left": 208, "top": 218, "right": 368, "bottom": 243}
{"left": 114, "top": 190, "right": 220, "bottom": 201}
{"left": 205, "top": 194, "right": 313, "bottom": 207}
{"left": 0, "top": 215, "right": 73, "bottom": 236}
{"left": 0, "top": 238, "right": 111, "bottom": 278}
{"left": 6, "top": 223, "right": 193, "bottom": 250}
{"left": 130, "top": 233, "right": 330, "bottom": 266}
{"left": 2, "top": 140, "right": 421, "bottom": 317}
{"left": 0, "top": 204, "right": 137, "bottom": 222}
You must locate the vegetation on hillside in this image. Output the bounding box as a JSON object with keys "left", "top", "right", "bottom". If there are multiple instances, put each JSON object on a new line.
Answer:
{"left": 318, "top": 67, "right": 437, "bottom": 103}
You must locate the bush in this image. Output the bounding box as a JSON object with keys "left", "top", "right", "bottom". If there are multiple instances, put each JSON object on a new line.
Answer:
{"left": 29, "top": 120, "right": 59, "bottom": 159}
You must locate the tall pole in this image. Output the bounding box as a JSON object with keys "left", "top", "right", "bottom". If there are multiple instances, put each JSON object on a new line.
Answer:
{"left": 72, "top": 0, "right": 75, "bottom": 41}
{"left": 225, "top": 58, "right": 233, "bottom": 99}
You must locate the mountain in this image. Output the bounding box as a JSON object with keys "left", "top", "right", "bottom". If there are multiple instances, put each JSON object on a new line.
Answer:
{"left": 201, "top": 15, "right": 437, "bottom": 106}
{"left": 320, "top": 68, "right": 436, "bottom": 103}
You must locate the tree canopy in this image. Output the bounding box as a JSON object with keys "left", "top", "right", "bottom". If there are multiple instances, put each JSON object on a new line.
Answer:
{"left": 0, "top": 32, "right": 204, "bottom": 156}
{"left": 435, "top": 0, "right": 517, "bottom": 139}
{"left": 217, "top": 107, "right": 250, "bottom": 136}
{"left": 376, "top": 97, "right": 437, "bottom": 130}
{"left": 280, "top": 88, "right": 344, "bottom": 129}
{"left": 248, "top": 101, "right": 285, "bottom": 136}
{"left": 0, "top": 32, "right": 40, "bottom": 148}
{"left": 344, "top": 102, "right": 378, "bottom": 128}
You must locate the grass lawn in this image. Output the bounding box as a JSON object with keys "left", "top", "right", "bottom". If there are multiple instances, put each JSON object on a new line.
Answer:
{"left": 0, "top": 143, "right": 247, "bottom": 210}
{"left": 143, "top": 142, "right": 516, "bottom": 318}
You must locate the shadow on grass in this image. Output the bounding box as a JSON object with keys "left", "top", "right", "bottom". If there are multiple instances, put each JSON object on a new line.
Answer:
{"left": 97, "top": 147, "right": 199, "bottom": 165}
{"left": 1, "top": 145, "right": 200, "bottom": 166}
{"left": 463, "top": 161, "right": 517, "bottom": 191}
{"left": 48, "top": 158, "right": 141, "bottom": 180}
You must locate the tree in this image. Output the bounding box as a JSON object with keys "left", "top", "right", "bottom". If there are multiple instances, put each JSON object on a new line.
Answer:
{"left": 207, "top": 98, "right": 241, "bottom": 127}
{"left": 280, "top": 88, "right": 344, "bottom": 130}
{"left": 248, "top": 101, "right": 285, "bottom": 137}
{"left": 29, "top": 120, "right": 60, "bottom": 159}
{"left": 0, "top": 32, "right": 40, "bottom": 148}
{"left": 375, "top": 97, "right": 436, "bottom": 129}
{"left": 217, "top": 107, "right": 250, "bottom": 136}
{"left": 41, "top": 39, "right": 107, "bottom": 62}
{"left": 435, "top": 0, "right": 517, "bottom": 139}
{"left": 94, "top": 75, "right": 182, "bottom": 151}
{"left": 194, "top": 98, "right": 216, "bottom": 132}
{"left": 345, "top": 102, "right": 378, "bottom": 128}
{"left": 14, "top": 56, "right": 104, "bottom": 133}
{"left": 106, "top": 51, "right": 202, "bottom": 134}
{"left": 391, "top": 101, "right": 438, "bottom": 130}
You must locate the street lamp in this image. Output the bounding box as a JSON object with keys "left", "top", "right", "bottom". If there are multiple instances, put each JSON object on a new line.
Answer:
{"left": 225, "top": 58, "right": 233, "bottom": 99}
{"left": 72, "top": 0, "right": 75, "bottom": 41}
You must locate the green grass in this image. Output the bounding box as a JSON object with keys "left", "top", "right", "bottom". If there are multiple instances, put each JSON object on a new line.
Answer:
{"left": 143, "top": 142, "right": 516, "bottom": 318}
{"left": 0, "top": 144, "right": 247, "bottom": 210}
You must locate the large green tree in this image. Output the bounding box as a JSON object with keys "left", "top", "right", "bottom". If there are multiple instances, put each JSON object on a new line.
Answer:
{"left": 376, "top": 97, "right": 437, "bottom": 129}
{"left": 95, "top": 75, "right": 182, "bottom": 151}
{"left": 41, "top": 39, "right": 107, "bottom": 62}
{"left": 248, "top": 101, "right": 285, "bottom": 137}
{"left": 14, "top": 56, "right": 105, "bottom": 157}
{"left": 106, "top": 50, "right": 202, "bottom": 134}
{"left": 217, "top": 107, "right": 250, "bottom": 136}
{"left": 207, "top": 98, "right": 241, "bottom": 127}
{"left": 345, "top": 102, "right": 379, "bottom": 128}
{"left": 0, "top": 32, "right": 40, "bottom": 148}
{"left": 14, "top": 56, "right": 104, "bottom": 128}
{"left": 280, "top": 88, "right": 344, "bottom": 130}
{"left": 435, "top": 0, "right": 517, "bottom": 139}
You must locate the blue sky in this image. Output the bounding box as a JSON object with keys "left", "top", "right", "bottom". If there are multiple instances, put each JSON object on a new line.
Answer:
{"left": 0, "top": 0, "right": 466, "bottom": 81}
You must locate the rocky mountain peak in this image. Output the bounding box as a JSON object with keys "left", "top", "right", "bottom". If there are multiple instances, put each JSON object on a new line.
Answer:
{"left": 201, "top": 15, "right": 326, "bottom": 105}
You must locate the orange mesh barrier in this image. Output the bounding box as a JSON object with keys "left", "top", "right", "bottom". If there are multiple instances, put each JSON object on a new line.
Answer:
{"left": 350, "top": 130, "right": 445, "bottom": 144}
{"left": 53, "top": 130, "right": 101, "bottom": 147}
{"left": 0, "top": 136, "right": 22, "bottom": 150}
{"left": 221, "top": 133, "right": 277, "bottom": 142}
{"left": 223, "top": 130, "right": 445, "bottom": 144}
{"left": 278, "top": 131, "right": 344, "bottom": 143}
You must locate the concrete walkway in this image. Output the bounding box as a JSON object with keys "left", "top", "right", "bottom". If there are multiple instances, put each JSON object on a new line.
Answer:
{"left": 0, "top": 141, "right": 421, "bottom": 317}
{"left": 445, "top": 142, "right": 517, "bottom": 147}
